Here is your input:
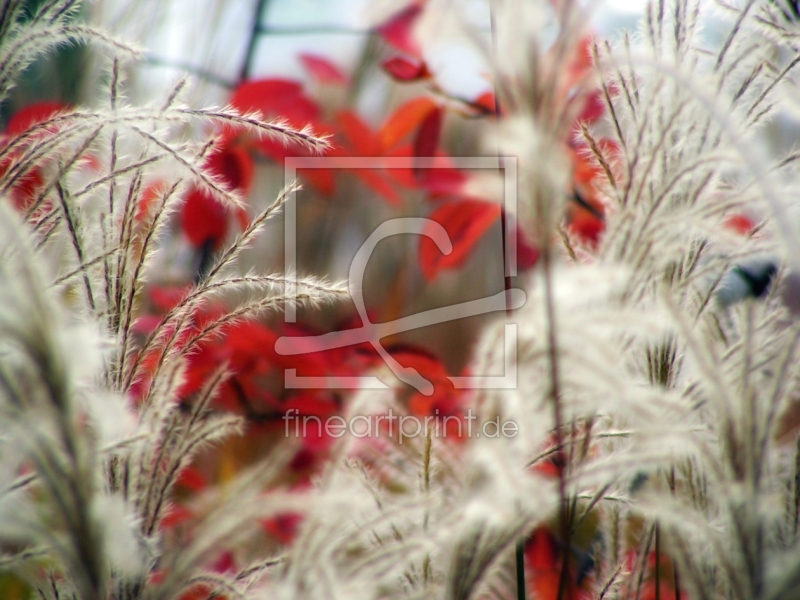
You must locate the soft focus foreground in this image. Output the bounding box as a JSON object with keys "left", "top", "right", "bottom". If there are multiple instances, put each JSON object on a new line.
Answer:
{"left": 2, "top": 0, "right": 800, "bottom": 599}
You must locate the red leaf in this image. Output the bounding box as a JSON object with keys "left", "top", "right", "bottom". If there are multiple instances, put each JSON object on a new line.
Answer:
{"left": 148, "top": 285, "right": 190, "bottom": 312}
{"left": 419, "top": 199, "right": 501, "bottom": 281}
{"left": 230, "top": 79, "right": 319, "bottom": 127}
{"left": 379, "top": 97, "right": 438, "bottom": 150}
{"left": 175, "top": 466, "right": 208, "bottom": 492}
{"left": 2, "top": 102, "right": 68, "bottom": 211}
{"left": 300, "top": 53, "right": 348, "bottom": 85}
{"left": 569, "top": 35, "right": 595, "bottom": 76}
{"left": 381, "top": 55, "right": 430, "bottom": 82}
{"left": 381, "top": 144, "right": 466, "bottom": 196}
{"left": 334, "top": 111, "right": 402, "bottom": 204}
{"left": 572, "top": 151, "right": 603, "bottom": 189}
{"left": 526, "top": 528, "right": 559, "bottom": 570}
{"left": 336, "top": 110, "right": 380, "bottom": 155}
{"left": 524, "top": 526, "right": 594, "bottom": 600}
{"left": 208, "top": 551, "right": 236, "bottom": 574}
{"left": 419, "top": 165, "right": 466, "bottom": 196}
{"left": 205, "top": 142, "right": 254, "bottom": 193}
{"left": 269, "top": 322, "right": 352, "bottom": 377}
{"left": 262, "top": 512, "right": 303, "bottom": 544}
{"left": 516, "top": 225, "right": 541, "bottom": 269}
{"left": 471, "top": 91, "right": 497, "bottom": 115}
{"left": 178, "top": 141, "right": 253, "bottom": 248}
{"left": 383, "top": 143, "right": 418, "bottom": 188}
{"left": 229, "top": 79, "right": 305, "bottom": 115}
{"left": 387, "top": 346, "right": 448, "bottom": 382}
{"left": 299, "top": 166, "right": 336, "bottom": 196}
{"left": 375, "top": 2, "right": 424, "bottom": 56}
{"left": 5, "top": 101, "right": 67, "bottom": 135}
{"left": 357, "top": 167, "right": 402, "bottom": 205}
{"left": 135, "top": 182, "right": 163, "bottom": 221}
{"left": 412, "top": 106, "right": 443, "bottom": 178}
{"left": 131, "top": 314, "right": 162, "bottom": 336}
{"left": 724, "top": 213, "right": 756, "bottom": 235}
{"left": 160, "top": 503, "right": 193, "bottom": 531}
{"left": 577, "top": 88, "right": 605, "bottom": 123}
{"left": 8, "top": 167, "right": 43, "bottom": 211}
{"left": 229, "top": 79, "right": 322, "bottom": 160}
{"left": 568, "top": 210, "right": 605, "bottom": 248}
{"left": 180, "top": 188, "right": 228, "bottom": 248}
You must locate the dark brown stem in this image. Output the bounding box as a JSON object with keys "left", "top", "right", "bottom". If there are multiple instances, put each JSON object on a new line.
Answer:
{"left": 541, "top": 242, "right": 571, "bottom": 600}
{"left": 240, "top": 0, "right": 270, "bottom": 82}
{"left": 655, "top": 524, "right": 661, "bottom": 600}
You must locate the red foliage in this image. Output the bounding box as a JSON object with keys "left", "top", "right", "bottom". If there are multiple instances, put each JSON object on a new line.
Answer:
{"left": 229, "top": 78, "right": 324, "bottom": 160}
{"left": 175, "top": 466, "right": 208, "bottom": 493}
{"left": 179, "top": 140, "right": 252, "bottom": 248}
{"left": 412, "top": 106, "right": 443, "bottom": 175}
{"left": 471, "top": 91, "right": 497, "bottom": 115}
{"left": 382, "top": 56, "right": 430, "bottom": 82}
{"left": 159, "top": 503, "right": 194, "bottom": 531}
{"left": 419, "top": 199, "right": 502, "bottom": 281}
{"left": 5, "top": 101, "right": 66, "bottom": 135}
{"left": 567, "top": 209, "right": 604, "bottom": 248}
{"left": 379, "top": 97, "right": 439, "bottom": 150}
{"left": 262, "top": 512, "right": 303, "bottom": 544}
{"left": 516, "top": 224, "right": 541, "bottom": 269}
{"left": 375, "top": 2, "right": 425, "bottom": 56}
{"left": 724, "top": 213, "right": 756, "bottom": 235}
{"left": 1, "top": 101, "right": 68, "bottom": 211}
{"left": 524, "top": 528, "right": 594, "bottom": 600}
{"left": 180, "top": 188, "right": 230, "bottom": 249}
{"left": 564, "top": 138, "right": 618, "bottom": 248}
{"left": 300, "top": 53, "right": 349, "bottom": 85}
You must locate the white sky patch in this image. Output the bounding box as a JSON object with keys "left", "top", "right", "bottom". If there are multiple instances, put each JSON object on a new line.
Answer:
{"left": 425, "top": 43, "right": 491, "bottom": 101}
{"left": 602, "top": 0, "right": 649, "bottom": 12}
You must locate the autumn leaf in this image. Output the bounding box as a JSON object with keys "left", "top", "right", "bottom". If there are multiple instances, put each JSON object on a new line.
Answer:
{"left": 180, "top": 141, "right": 253, "bottom": 249}
{"left": 4, "top": 101, "right": 66, "bottom": 135}
{"left": 413, "top": 105, "right": 443, "bottom": 177}
{"left": 336, "top": 110, "right": 380, "bottom": 155}
{"left": 577, "top": 89, "right": 605, "bottom": 123}
{"left": 469, "top": 90, "right": 497, "bottom": 116}
{"left": 300, "top": 53, "right": 349, "bottom": 85}
{"left": 179, "top": 187, "right": 229, "bottom": 248}
{"left": 525, "top": 527, "right": 595, "bottom": 600}
{"left": 516, "top": 223, "right": 541, "bottom": 269}
{"left": 378, "top": 96, "right": 438, "bottom": 150}
{"left": 229, "top": 78, "right": 321, "bottom": 159}
{"left": 381, "top": 55, "right": 430, "bottom": 82}
{"left": 724, "top": 213, "right": 756, "bottom": 235}
{"left": 334, "top": 110, "right": 402, "bottom": 204}
{"left": 226, "top": 78, "right": 337, "bottom": 195}
{"left": 567, "top": 208, "right": 604, "bottom": 248}
{"left": 2, "top": 101, "right": 68, "bottom": 211}
{"left": 419, "top": 199, "right": 501, "bottom": 281}
{"left": 175, "top": 466, "right": 208, "bottom": 493}
{"left": 375, "top": 1, "right": 425, "bottom": 56}
{"left": 262, "top": 513, "right": 303, "bottom": 544}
